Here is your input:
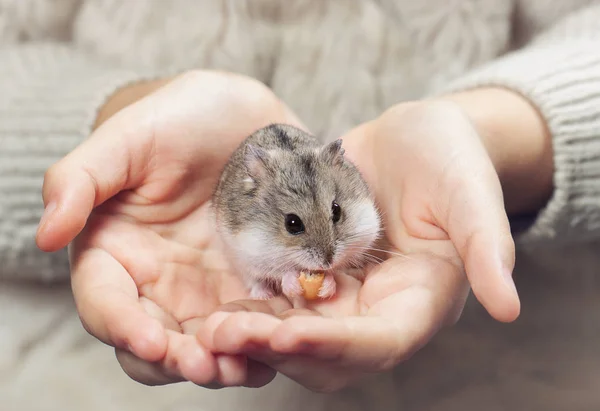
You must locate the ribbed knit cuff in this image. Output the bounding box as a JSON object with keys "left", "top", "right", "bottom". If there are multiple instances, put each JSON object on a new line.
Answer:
{"left": 0, "top": 44, "right": 164, "bottom": 282}
{"left": 434, "top": 39, "right": 600, "bottom": 246}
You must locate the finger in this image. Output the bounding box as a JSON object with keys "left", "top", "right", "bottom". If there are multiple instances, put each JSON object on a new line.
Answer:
{"left": 200, "top": 311, "right": 282, "bottom": 353}
{"left": 36, "top": 109, "right": 153, "bottom": 252}
{"left": 182, "top": 317, "right": 277, "bottom": 388}
{"left": 117, "top": 350, "right": 276, "bottom": 389}
{"left": 196, "top": 297, "right": 292, "bottom": 350}
{"left": 245, "top": 359, "right": 278, "bottom": 388}
{"left": 194, "top": 307, "right": 280, "bottom": 388}
{"left": 207, "top": 313, "right": 357, "bottom": 393}
{"left": 214, "top": 354, "right": 278, "bottom": 388}
{"left": 184, "top": 317, "right": 252, "bottom": 387}
{"left": 441, "top": 153, "right": 520, "bottom": 322}
{"left": 222, "top": 331, "right": 362, "bottom": 393}
{"left": 70, "top": 247, "right": 167, "bottom": 362}
{"left": 115, "top": 330, "right": 218, "bottom": 387}
{"left": 116, "top": 348, "right": 184, "bottom": 386}
{"left": 270, "top": 256, "right": 465, "bottom": 373}
{"left": 270, "top": 316, "right": 423, "bottom": 373}
{"left": 117, "top": 323, "right": 275, "bottom": 389}
{"left": 212, "top": 297, "right": 293, "bottom": 316}
{"left": 214, "top": 355, "right": 248, "bottom": 386}
{"left": 243, "top": 346, "right": 359, "bottom": 393}
{"left": 165, "top": 331, "right": 219, "bottom": 386}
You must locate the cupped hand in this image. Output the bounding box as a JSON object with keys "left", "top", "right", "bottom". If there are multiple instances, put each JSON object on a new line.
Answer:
{"left": 36, "top": 70, "right": 306, "bottom": 388}
{"left": 197, "top": 99, "right": 521, "bottom": 392}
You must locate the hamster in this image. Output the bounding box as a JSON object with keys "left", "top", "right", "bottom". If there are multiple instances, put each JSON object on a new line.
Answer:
{"left": 213, "top": 124, "right": 381, "bottom": 300}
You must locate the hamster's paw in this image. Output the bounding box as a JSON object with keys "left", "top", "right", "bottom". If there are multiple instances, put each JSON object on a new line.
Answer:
{"left": 249, "top": 282, "right": 275, "bottom": 300}
{"left": 281, "top": 271, "right": 303, "bottom": 299}
{"left": 318, "top": 272, "right": 336, "bottom": 299}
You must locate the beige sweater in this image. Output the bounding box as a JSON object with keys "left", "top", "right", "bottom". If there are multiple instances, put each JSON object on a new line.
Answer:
{"left": 1, "top": 0, "right": 600, "bottom": 282}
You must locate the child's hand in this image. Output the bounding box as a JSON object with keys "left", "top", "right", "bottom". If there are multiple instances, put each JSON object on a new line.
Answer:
{"left": 36, "top": 70, "right": 305, "bottom": 388}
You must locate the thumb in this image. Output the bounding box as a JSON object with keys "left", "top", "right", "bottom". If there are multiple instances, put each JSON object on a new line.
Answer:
{"left": 36, "top": 110, "right": 153, "bottom": 252}
{"left": 442, "top": 161, "right": 521, "bottom": 323}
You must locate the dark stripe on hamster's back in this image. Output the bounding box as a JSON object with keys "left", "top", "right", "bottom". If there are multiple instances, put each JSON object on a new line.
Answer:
{"left": 300, "top": 156, "right": 315, "bottom": 179}
{"left": 300, "top": 156, "right": 319, "bottom": 202}
{"left": 270, "top": 125, "right": 294, "bottom": 150}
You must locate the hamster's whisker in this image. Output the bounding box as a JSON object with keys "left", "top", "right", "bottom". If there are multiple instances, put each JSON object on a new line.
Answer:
{"left": 337, "top": 247, "right": 385, "bottom": 270}
{"left": 363, "top": 247, "right": 412, "bottom": 260}
{"left": 269, "top": 253, "right": 294, "bottom": 275}
{"left": 346, "top": 254, "right": 381, "bottom": 270}
{"left": 342, "top": 245, "right": 412, "bottom": 261}
{"left": 256, "top": 251, "right": 294, "bottom": 277}
{"left": 259, "top": 249, "right": 306, "bottom": 279}
{"left": 361, "top": 254, "right": 385, "bottom": 264}
{"left": 343, "top": 230, "right": 382, "bottom": 242}
{"left": 340, "top": 246, "right": 385, "bottom": 263}
{"left": 351, "top": 254, "right": 383, "bottom": 266}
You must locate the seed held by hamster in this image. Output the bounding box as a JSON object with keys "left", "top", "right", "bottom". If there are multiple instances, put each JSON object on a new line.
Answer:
{"left": 298, "top": 271, "right": 325, "bottom": 300}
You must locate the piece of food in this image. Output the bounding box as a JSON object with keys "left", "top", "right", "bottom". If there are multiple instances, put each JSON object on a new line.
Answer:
{"left": 298, "top": 271, "right": 325, "bottom": 300}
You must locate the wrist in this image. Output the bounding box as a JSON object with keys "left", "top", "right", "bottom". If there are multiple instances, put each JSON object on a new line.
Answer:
{"left": 94, "top": 77, "right": 172, "bottom": 129}
{"left": 437, "top": 87, "right": 554, "bottom": 216}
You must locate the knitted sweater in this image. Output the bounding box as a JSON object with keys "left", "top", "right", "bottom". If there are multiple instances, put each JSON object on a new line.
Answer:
{"left": 1, "top": 0, "right": 600, "bottom": 282}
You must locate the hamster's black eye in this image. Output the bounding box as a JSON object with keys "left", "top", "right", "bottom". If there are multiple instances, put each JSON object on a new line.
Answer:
{"left": 285, "top": 214, "right": 305, "bottom": 235}
{"left": 332, "top": 201, "right": 342, "bottom": 223}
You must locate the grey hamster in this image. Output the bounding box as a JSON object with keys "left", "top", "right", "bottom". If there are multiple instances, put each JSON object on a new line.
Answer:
{"left": 213, "top": 124, "right": 381, "bottom": 300}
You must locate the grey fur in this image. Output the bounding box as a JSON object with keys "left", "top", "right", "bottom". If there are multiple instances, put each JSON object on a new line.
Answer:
{"left": 213, "top": 123, "right": 380, "bottom": 295}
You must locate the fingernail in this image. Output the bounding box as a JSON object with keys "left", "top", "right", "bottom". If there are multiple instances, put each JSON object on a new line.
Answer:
{"left": 38, "top": 201, "right": 57, "bottom": 234}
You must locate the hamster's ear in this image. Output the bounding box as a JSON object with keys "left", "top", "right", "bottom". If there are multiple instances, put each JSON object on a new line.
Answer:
{"left": 320, "top": 139, "right": 345, "bottom": 166}
{"left": 244, "top": 144, "right": 270, "bottom": 178}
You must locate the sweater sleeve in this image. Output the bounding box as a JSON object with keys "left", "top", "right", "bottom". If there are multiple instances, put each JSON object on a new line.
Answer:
{"left": 434, "top": 4, "right": 600, "bottom": 247}
{"left": 0, "top": 43, "right": 163, "bottom": 282}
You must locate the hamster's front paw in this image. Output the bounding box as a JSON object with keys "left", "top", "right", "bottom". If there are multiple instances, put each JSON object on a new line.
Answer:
{"left": 281, "top": 271, "right": 303, "bottom": 299}
{"left": 249, "top": 282, "right": 275, "bottom": 300}
{"left": 318, "top": 272, "right": 336, "bottom": 299}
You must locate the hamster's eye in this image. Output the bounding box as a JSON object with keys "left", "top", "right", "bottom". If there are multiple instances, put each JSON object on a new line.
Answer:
{"left": 285, "top": 214, "right": 305, "bottom": 235}
{"left": 332, "top": 201, "right": 342, "bottom": 223}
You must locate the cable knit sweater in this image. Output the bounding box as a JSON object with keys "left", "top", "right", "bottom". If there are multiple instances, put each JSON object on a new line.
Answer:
{"left": 1, "top": 0, "right": 600, "bottom": 283}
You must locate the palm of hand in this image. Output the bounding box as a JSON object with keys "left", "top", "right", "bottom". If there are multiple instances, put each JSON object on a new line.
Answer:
{"left": 68, "top": 113, "right": 259, "bottom": 385}
{"left": 86, "top": 195, "right": 246, "bottom": 327}
{"left": 74, "top": 184, "right": 254, "bottom": 383}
